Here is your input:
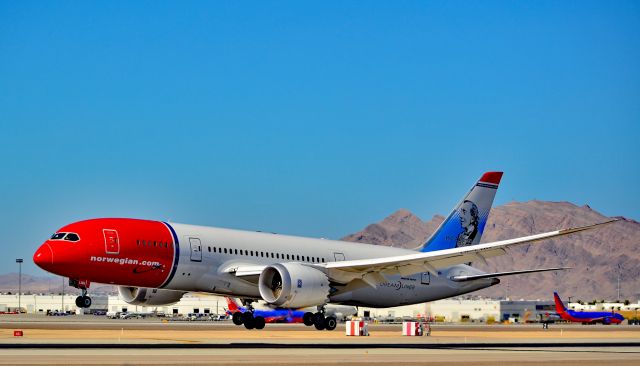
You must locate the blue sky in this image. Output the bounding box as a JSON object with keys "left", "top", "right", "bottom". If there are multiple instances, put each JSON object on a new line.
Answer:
{"left": 1, "top": 1, "right": 638, "bottom": 275}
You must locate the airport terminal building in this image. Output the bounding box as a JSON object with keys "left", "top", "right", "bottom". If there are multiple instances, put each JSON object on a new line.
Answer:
{"left": 1, "top": 293, "right": 636, "bottom": 322}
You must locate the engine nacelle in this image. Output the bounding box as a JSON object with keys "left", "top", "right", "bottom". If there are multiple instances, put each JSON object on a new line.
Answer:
{"left": 258, "top": 263, "right": 329, "bottom": 308}
{"left": 118, "top": 286, "right": 186, "bottom": 306}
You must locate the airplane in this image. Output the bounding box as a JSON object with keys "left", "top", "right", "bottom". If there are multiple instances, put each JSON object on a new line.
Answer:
{"left": 224, "top": 297, "right": 357, "bottom": 330}
{"left": 33, "top": 171, "right": 616, "bottom": 330}
{"left": 554, "top": 292, "right": 625, "bottom": 325}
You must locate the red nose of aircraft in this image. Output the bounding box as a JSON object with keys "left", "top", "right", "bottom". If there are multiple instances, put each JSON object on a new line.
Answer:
{"left": 33, "top": 242, "right": 54, "bottom": 270}
{"left": 33, "top": 239, "right": 84, "bottom": 278}
{"left": 33, "top": 243, "right": 53, "bottom": 270}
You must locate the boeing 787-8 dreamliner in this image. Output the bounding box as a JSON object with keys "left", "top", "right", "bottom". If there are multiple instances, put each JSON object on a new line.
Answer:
{"left": 33, "top": 172, "right": 613, "bottom": 330}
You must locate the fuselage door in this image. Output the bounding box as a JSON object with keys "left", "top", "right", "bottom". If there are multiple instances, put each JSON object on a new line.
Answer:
{"left": 103, "top": 229, "right": 120, "bottom": 255}
{"left": 421, "top": 272, "right": 431, "bottom": 285}
{"left": 333, "top": 252, "right": 345, "bottom": 261}
{"left": 189, "top": 237, "right": 202, "bottom": 262}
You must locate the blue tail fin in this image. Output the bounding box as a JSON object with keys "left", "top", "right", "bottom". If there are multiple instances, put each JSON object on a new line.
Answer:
{"left": 418, "top": 172, "right": 502, "bottom": 252}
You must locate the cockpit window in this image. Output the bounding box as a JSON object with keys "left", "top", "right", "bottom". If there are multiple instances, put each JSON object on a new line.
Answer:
{"left": 50, "top": 232, "right": 80, "bottom": 242}
{"left": 64, "top": 233, "right": 80, "bottom": 242}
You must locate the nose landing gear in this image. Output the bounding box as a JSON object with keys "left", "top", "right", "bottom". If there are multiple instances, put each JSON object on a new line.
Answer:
{"left": 69, "top": 279, "right": 92, "bottom": 309}
{"left": 75, "top": 290, "right": 92, "bottom": 308}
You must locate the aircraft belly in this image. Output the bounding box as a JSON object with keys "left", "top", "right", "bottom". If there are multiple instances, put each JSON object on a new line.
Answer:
{"left": 331, "top": 273, "right": 496, "bottom": 308}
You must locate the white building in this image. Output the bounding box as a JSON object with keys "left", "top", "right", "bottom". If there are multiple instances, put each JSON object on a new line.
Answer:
{"left": 358, "top": 299, "right": 500, "bottom": 323}
{"left": 106, "top": 293, "right": 227, "bottom": 315}
{"left": 3, "top": 293, "right": 635, "bottom": 321}
{"left": 0, "top": 293, "right": 107, "bottom": 314}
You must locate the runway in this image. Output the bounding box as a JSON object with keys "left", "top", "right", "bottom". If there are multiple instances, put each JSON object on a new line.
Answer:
{"left": 1, "top": 315, "right": 639, "bottom": 365}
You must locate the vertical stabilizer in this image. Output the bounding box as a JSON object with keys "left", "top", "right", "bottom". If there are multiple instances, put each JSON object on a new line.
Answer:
{"left": 225, "top": 297, "right": 243, "bottom": 313}
{"left": 554, "top": 292, "right": 567, "bottom": 313}
{"left": 419, "top": 172, "right": 502, "bottom": 252}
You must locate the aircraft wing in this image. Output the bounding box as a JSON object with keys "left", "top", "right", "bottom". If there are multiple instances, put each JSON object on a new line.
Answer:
{"left": 228, "top": 220, "right": 614, "bottom": 285}
{"left": 320, "top": 220, "right": 615, "bottom": 284}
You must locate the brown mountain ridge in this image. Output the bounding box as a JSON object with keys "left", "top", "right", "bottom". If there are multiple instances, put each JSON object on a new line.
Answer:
{"left": 343, "top": 200, "right": 640, "bottom": 301}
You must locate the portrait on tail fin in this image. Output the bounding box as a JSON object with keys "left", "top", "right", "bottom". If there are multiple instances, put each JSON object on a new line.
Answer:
{"left": 456, "top": 200, "right": 479, "bottom": 247}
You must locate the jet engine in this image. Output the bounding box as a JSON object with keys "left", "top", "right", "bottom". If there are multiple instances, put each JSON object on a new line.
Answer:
{"left": 258, "top": 263, "right": 329, "bottom": 308}
{"left": 118, "top": 286, "right": 186, "bottom": 306}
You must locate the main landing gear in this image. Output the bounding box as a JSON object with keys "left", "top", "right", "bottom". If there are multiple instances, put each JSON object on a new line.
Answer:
{"left": 231, "top": 301, "right": 266, "bottom": 330}
{"left": 303, "top": 306, "right": 337, "bottom": 331}
{"left": 70, "top": 279, "right": 92, "bottom": 308}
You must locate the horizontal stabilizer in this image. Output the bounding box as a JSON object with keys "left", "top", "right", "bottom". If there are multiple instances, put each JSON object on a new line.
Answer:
{"left": 450, "top": 267, "right": 569, "bottom": 282}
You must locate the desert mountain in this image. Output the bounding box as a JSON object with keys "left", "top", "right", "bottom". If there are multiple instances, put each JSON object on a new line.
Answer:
{"left": 343, "top": 201, "right": 640, "bottom": 301}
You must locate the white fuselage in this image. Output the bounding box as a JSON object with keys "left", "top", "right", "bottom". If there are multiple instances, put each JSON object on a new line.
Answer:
{"left": 163, "top": 223, "right": 496, "bottom": 308}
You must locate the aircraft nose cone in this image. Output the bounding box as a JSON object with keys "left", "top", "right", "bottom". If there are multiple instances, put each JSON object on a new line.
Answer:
{"left": 33, "top": 242, "right": 53, "bottom": 269}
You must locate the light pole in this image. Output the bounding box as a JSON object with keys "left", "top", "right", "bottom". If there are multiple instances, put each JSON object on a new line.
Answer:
{"left": 16, "top": 259, "right": 23, "bottom": 313}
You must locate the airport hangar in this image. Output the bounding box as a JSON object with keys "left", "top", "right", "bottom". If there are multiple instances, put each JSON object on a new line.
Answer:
{"left": 3, "top": 292, "right": 637, "bottom": 322}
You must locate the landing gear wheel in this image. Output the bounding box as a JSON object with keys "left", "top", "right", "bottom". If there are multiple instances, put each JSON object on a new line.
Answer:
{"left": 243, "top": 317, "right": 255, "bottom": 329}
{"left": 303, "top": 312, "right": 314, "bottom": 326}
{"left": 242, "top": 312, "right": 255, "bottom": 329}
{"left": 232, "top": 312, "right": 243, "bottom": 325}
{"left": 254, "top": 316, "right": 266, "bottom": 330}
{"left": 324, "top": 316, "right": 337, "bottom": 331}
{"left": 313, "top": 312, "right": 326, "bottom": 330}
{"left": 75, "top": 295, "right": 91, "bottom": 308}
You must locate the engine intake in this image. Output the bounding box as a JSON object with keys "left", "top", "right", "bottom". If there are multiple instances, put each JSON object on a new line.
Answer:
{"left": 118, "top": 286, "right": 185, "bottom": 306}
{"left": 258, "top": 263, "right": 329, "bottom": 308}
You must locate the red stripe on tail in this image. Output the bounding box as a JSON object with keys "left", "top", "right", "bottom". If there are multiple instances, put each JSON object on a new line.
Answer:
{"left": 479, "top": 172, "right": 503, "bottom": 185}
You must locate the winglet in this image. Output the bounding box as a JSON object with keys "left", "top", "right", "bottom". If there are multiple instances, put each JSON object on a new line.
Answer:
{"left": 559, "top": 219, "right": 619, "bottom": 235}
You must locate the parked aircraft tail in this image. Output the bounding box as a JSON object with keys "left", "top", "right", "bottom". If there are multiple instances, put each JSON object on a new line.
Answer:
{"left": 225, "top": 297, "right": 242, "bottom": 313}
{"left": 554, "top": 292, "right": 567, "bottom": 313}
{"left": 419, "top": 172, "right": 503, "bottom": 252}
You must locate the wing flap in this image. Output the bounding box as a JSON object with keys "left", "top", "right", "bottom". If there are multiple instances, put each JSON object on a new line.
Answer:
{"left": 450, "top": 267, "right": 569, "bottom": 282}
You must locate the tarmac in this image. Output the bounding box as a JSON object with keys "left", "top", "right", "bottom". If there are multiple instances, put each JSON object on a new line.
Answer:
{"left": 1, "top": 314, "right": 639, "bottom": 365}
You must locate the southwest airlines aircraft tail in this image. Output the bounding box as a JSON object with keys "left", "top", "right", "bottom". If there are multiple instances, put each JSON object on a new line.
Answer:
{"left": 419, "top": 172, "right": 502, "bottom": 252}
{"left": 554, "top": 292, "right": 624, "bottom": 324}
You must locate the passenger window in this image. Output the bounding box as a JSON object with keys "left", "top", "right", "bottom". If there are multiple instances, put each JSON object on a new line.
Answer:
{"left": 208, "top": 246, "right": 211, "bottom": 252}
{"left": 296, "top": 255, "right": 300, "bottom": 261}
{"left": 224, "top": 248, "right": 227, "bottom": 254}
{"left": 271, "top": 253, "right": 274, "bottom": 258}
{"left": 276, "top": 253, "right": 280, "bottom": 259}
{"left": 261, "top": 251, "right": 264, "bottom": 257}
{"left": 286, "top": 254, "right": 290, "bottom": 260}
